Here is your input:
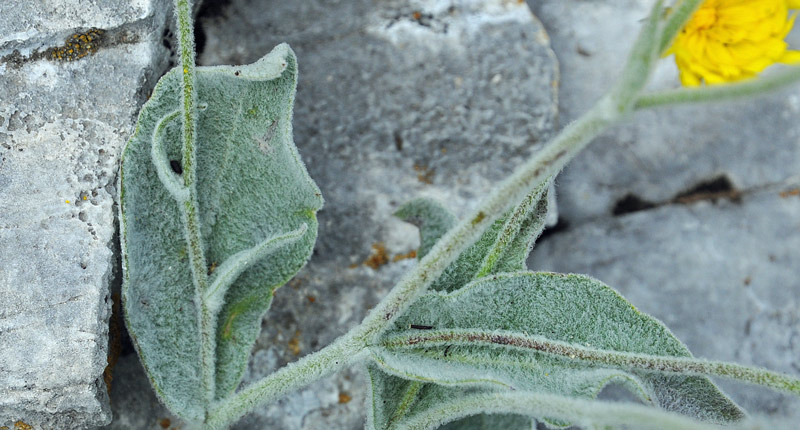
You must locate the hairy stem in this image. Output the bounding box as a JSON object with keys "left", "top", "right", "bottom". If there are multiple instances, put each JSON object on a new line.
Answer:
{"left": 657, "top": 0, "right": 703, "bottom": 55}
{"left": 399, "top": 391, "right": 760, "bottom": 430}
{"left": 205, "top": 332, "right": 369, "bottom": 429}
{"left": 635, "top": 66, "right": 800, "bottom": 109}
{"left": 381, "top": 328, "right": 800, "bottom": 396}
{"left": 475, "top": 179, "right": 549, "bottom": 278}
{"left": 174, "top": 0, "right": 215, "bottom": 411}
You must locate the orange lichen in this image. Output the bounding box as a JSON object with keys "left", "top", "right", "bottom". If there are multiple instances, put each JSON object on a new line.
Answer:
{"left": 363, "top": 242, "right": 389, "bottom": 269}
{"left": 338, "top": 392, "right": 352, "bottom": 404}
{"left": 413, "top": 164, "right": 434, "bottom": 184}
{"left": 288, "top": 330, "right": 302, "bottom": 355}
{"left": 306, "top": 295, "right": 316, "bottom": 303}
{"left": 779, "top": 188, "right": 800, "bottom": 198}
{"left": 49, "top": 29, "right": 104, "bottom": 62}
{"left": 14, "top": 422, "right": 32, "bottom": 430}
{"left": 392, "top": 249, "right": 417, "bottom": 262}
{"left": 159, "top": 418, "right": 171, "bottom": 428}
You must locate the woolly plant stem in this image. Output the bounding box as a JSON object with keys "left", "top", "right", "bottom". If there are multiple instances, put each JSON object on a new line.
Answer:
{"left": 398, "top": 391, "right": 763, "bottom": 430}
{"left": 635, "top": 65, "right": 800, "bottom": 109}
{"left": 174, "top": 0, "right": 216, "bottom": 412}
{"left": 380, "top": 329, "right": 800, "bottom": 397}
{"left": 657, "top": 0, "right": 703, "bottom": 55}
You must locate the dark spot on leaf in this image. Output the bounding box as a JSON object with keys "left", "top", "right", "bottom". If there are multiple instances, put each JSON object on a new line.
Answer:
{"left": 170, "top": 160, "right": 183, "bottom": 174}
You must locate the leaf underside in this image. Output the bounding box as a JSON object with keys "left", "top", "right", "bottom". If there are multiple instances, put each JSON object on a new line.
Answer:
{"left": 368, "top": 196, "right": 743, "bottom": 429}
{"left": 119, "top": 44, "right": 322, "bottom": 419}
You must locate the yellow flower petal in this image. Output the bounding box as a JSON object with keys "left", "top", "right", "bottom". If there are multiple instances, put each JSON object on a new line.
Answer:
{"left": 668, "top": 0, "right": 799, "bottom": 85}
{"left": 780, "top": 49, "right": 800, "bottom": 63}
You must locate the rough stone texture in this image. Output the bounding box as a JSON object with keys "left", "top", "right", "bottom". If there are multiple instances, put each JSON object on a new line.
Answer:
{"left": 104, "top": 0, "right": 559, "bottom": 428}
{"left": 0, "top": 1, "right": 172, "bottom": 428}
{"left": 529, "top": 0, "right": 800, "bottom": 224}
{"left": 529, "top": 189, "right": 800, "bottom": 420}
{"left": 525, "top": 0, "right": 800, "bottom": 422}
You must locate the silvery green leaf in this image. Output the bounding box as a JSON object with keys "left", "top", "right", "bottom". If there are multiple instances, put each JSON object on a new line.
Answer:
{"left": 371, "top": 185, "right": 550, "bottom": 428}
{"left": 439, "top": 414, "right": 534, "bottom": 430}
{"left": 370, "top": 272, "right": 743, "bottom": 426}
{"left": 394, "top": 198, "right": 458, "bottom": 260}
{"left": 367, "top": 364, "right": 533, "bottom": 430}
{"left": 395, "top": 184, "right": 549, "bottom": 293}
{"left": 119, "top": 44, "right": 322, "bottom": 418}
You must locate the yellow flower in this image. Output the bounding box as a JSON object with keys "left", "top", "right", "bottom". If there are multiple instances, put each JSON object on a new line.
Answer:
{"left": 667, "top": 0, "right": 800, "bottom": 86}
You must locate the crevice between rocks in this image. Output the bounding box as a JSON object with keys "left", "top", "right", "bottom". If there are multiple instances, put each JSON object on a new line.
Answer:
{"left": 612, "top": 174, "right": 741, "bottom": 217}
{"left": 0, "top": 12, "right": 173, "bottom": 68}
{"left": 538, "top": 174, "right": 789, "bottom": 244}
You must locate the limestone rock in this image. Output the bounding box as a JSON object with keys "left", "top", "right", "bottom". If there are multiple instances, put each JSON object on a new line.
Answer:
{"left": 0, "top": 0, "right": 172, "bottom": 428}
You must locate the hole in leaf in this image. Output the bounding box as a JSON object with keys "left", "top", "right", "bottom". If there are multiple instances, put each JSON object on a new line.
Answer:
{"left": 170, "top": 160, "right": 183, "bottom": 175}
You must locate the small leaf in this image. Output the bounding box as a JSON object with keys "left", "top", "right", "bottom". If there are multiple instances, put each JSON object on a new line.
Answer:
{"left": 371, "top": 272, "right": 744, "bottom": 425}
{"left": 394, "top": 198, "right": 458, "bottom": 260}
{"left": 367, "top": 363, "right": 532, "bottom": 430}
{"left": 371, "top": 186, "right": 549, "bottom": 429}
{"left": 396, "top": 183, "right": 548, "bottom": 293}
{"left": 366, "top": 363, "right": 424, "bottom": 430}
{"left": 119, "top": 44, "right": 323, "bottom": 417}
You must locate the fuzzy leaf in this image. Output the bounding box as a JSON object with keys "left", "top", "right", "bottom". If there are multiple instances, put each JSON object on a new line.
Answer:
{"left": 369, "top": 272, "right": 744, "bottom": 426}
{"left": 119, "top": 44, "right": 323, "bottom": 417}
{"left": 439, "top": 413, "right": 534, "bottom": 430}
{"left": 394, "top": 198, "right": 458, "bottom": 260}
{"left": 396, "top": 184, "right": 548, "bottom": 293}
{"left": 372, "top": 187, "right": 550, "bottom": 428}
{"left": 367, "top": 364, "right": 533, "bottom": 430}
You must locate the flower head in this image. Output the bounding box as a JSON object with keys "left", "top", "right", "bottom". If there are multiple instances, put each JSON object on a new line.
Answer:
{"left": 667, "top": 0, "right": 800, "bottom": 86}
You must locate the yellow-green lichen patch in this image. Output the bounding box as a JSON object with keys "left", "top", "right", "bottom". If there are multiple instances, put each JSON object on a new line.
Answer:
{"left": 14, "top": 421, "right": 33, "bottom": 430}
{"left": 49, "top": 29, "right": 105, "bottom": 62}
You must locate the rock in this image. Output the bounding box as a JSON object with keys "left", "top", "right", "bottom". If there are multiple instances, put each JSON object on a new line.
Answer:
{"left": 105, "top": 0, "right": 559, "bottom": 428}
{"left": 0, "top": 1, "right": 172, "bottom": 428}
{"left": 529, "top": 188, "right": 800, "bottom": 419}
{"left": 527, "top": 0, "right": 800, "bottom": 420}
{"left": 529, "top": 0, "right": 800, "bottom": 224}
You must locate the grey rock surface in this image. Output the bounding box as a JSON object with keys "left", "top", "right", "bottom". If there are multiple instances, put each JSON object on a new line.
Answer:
{"left": 0, "top": 0, "right": 173, "bottom": 428}
{"left": 526, "top": 0, "right": 800, "bottom": 421}
{"left": 529, "top": 0, "right": 800, "bottom": 224}
{"left": 105, "top": 0, "right": 559, "bottom": 428}
{"left": 529, "top": 188, "right": 800, "bottom": 419}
